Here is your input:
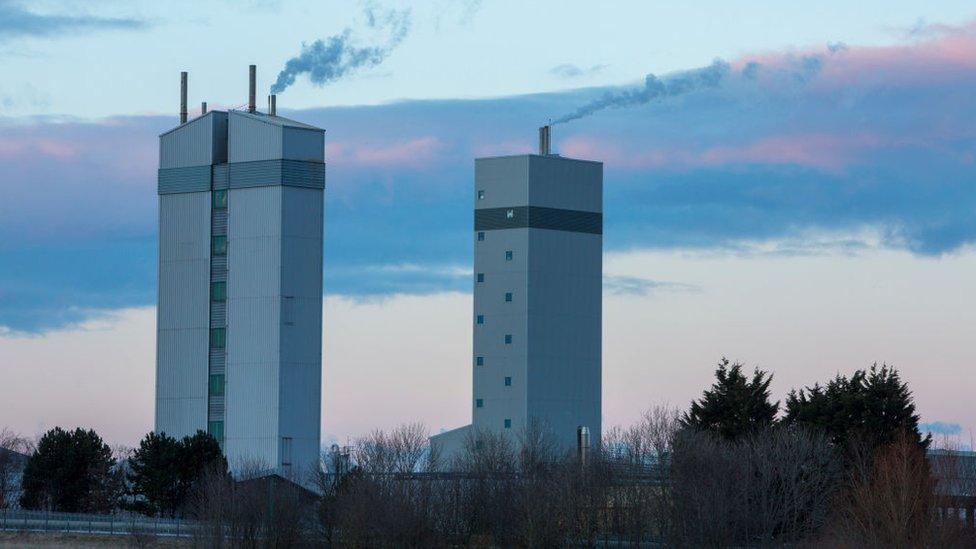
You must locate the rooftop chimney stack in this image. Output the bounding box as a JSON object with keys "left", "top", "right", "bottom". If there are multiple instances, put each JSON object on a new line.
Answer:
{"left": 179, "top": 72, "right": 188, "bottom": 124}
{"left": 201, "top": 101, "right": 207, "bottom": 115}
{"left": 539, "top": 125, "right": 551, "bottom": 156}
{"left": 248, "top": 65, "right": 257, "bottom": 113}
{"left": 269, "top": 94, "right": 277, "bottom": 116}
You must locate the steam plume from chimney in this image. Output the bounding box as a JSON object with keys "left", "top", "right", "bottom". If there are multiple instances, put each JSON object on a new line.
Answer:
{"left": 553, "top": 59, "right": 730, "bottom": 125}
{"left": 269, "top": 6, "right": 410, "bottom": 95}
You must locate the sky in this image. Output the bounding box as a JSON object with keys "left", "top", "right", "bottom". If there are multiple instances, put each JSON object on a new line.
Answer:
{"left": 0, "top": 0, "right": 974, "bottom": 449}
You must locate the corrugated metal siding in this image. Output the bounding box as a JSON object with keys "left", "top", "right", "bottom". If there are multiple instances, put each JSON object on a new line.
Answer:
{"left": 225, "top": 186, "right": 283, "bottom": 469}
{"left": 210, "top": 302, "right": 225, "bottom": 326}
{"left": 526, "top": 229, "right": 602, "bottom": 447}
{"left": 471, "top": 154, "right": 603, "bottom": 451}
{"left": 474, "top": 156, "right": 530, "bottom": 209}
{"left": 280, "top": 160, "right": 325, "bottom": 188}
{"left": 160, "top": 160, "right": 324, "bottom": 193}
{"left": 278, "top": 187, "right": 323, "bottom": 472}
{"left": 156, "top": 192, "right": 211, "bottom": 439}
{"left": 209, "top": 397, "right": 225, "bottom": 418}
{"left": 159, "top": 114, "right": 217, "bottom": 169}
{"left": 158, "top": 109, "right": 324, "bottom": 474}
{"left": 282, "top": 127, "right": 325, "bottom": 162}
{"left": 158, "top": 166, "right": 211, "bottom": 194}
{"left": 212, "top": 164, "right": 229, "bottom": 190}
{"left": 210, "top": 256, "right": 227, "bottom": 280}
{"left": 208, "top": 348, "right": 226, "bottom": 373}
{"left": 212, "top": 208, "right": 227, "bottom": 236}
{"left": 229, "top": 112, "right": 283, "bottom": 163}
{"left": 228, "top": 160, "right": 325, "bottom": 189}
{"left": 475, "top": 206, "right": 602, "bottom": 234}
{"left": 528, "top": 155, "right": 603, "bottom": 212}
{"left": 212, "top": 113, "right": 228, "bottom": 164}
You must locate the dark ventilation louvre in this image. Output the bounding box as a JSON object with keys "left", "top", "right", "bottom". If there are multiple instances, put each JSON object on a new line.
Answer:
{"left": 475, "top": 206, "right": 602, "bottom": 234}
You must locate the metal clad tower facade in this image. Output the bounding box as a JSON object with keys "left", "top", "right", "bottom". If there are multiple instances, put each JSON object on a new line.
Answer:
{"left": 471, "top": 145, "right": 603, "bottom": 449}
{"left": 156, "top": 99, "right": 324, "bottom": 475}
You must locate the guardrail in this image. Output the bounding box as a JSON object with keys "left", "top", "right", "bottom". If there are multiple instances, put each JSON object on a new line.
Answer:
{"left": 0, "top": 508, "right": 193, "bottom": 538}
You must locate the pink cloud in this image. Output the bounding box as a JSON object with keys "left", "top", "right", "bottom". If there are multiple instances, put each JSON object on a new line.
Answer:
{"left": 697, "top": 132, "right": 884, "bottom": 171}
{"left": 560, "top": 132, "right": 887, "bottom": 172}
{"left": 0, "top": 137, "right": 78, "bottom": 160}
{"left": 735, "top": 19, "right": 976, "bottom": 90}
{"left": 328, "top": 136, "right": 444, "bottom": 168}
{"left": 471, "top": 139, "right": 533, "bottom": 158}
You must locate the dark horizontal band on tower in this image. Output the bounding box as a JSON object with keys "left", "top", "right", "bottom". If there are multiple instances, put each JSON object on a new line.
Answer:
{"left": 158, "top": 159, "right": 325, "bottom": 194}
{"left": 475, "top": 206, "right": 602, "bottom": 235}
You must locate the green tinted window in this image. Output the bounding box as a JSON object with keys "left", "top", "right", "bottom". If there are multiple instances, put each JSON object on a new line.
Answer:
{"left": 212, "top": 190, "right": 227, "bottom": 209}
{"left": 211, "top": 235, "right": 227, "bottom": 256}
{"left": 210, "top": 327, "right": 225, "bottom": 349}
{"left": 211, "top": 281, "right": 226, "bottom": 302}
{"left": 209, "top": 374, "right": 225, "bottom": 396}
{"left": 208, "top": 420, "right": 224, "bottom": 442}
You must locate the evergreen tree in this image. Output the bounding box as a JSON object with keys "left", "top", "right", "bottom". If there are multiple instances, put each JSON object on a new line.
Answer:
{"left": 783, "top": 363, "right": 929, "bottom": 455}
{"left": 126, "top": 430, "right": 227, "bottom": 516}
{"left": 19, "top": 427, "right": 117, "bottom": 512}
{"left": 682, "top": 358, "right": 779, "bottom": 440}
{"left": 126, "top": 432, "right": 182, "bottom": 516}
{"left": 176, "top": 430, "right": 227, "bottom": 505}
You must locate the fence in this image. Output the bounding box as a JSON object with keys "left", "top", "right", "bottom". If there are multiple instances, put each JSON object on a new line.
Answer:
{"left": 0, "top": 508, "right": 193, "bottom": 538}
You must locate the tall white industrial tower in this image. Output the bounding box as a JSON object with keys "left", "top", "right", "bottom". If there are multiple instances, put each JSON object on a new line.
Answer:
{"left": 155, "top": 67, "right": 324, "bottom": 476}
{"left": 433, "top": 126, "right": 603, "bottom": 459}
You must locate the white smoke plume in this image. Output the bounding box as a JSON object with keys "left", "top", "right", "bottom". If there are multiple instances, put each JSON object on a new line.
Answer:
{"left": 552, "top": 59, "right": 730, "bottom": 125}
{"left": 270, "top": 4, "right": 410, "bottom": 95}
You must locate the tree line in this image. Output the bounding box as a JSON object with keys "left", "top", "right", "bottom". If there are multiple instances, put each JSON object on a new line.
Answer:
{"left": 1, "top": 427, "right": 226, "bottom": 516}
{"left": 1, "top": 360, "right": 973, "bottom": 547}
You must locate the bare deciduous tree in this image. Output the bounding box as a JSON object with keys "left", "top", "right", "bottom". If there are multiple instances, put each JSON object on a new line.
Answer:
{"left": 0, "top": 428, "right": 30, "bottom": 509}
{"left": 830, "top": 432, "right": 973, "bottom": 547}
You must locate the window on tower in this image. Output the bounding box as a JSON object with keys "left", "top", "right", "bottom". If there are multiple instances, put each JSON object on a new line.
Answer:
{"left": 209, "top": 374, "right": 225, "bottom": 396}
{"left": 212, "top": 235, "right": 227, "bottom": 256}
{"left": 477, "top": 273, "right": 484, "bottom": 283}
{"left": 281, "top": 437, "right": 293, "bottom": 466}
{"left": 476, "top": 398, "right": 484, "bottom": 408}
{"left": 208, "top": 420, "right": 224, "bottom": 442}
{"left": 504, "top": 419, "right": 512, "bottom": 429}
{"left": 210, "top": 327, "right": 226, "bottom": 349}
{"left": 505, "top": 292, "right": 512, "bottom": 302}
{"left": 477, "top": 314, "right": 484, "bottom": 325}
{"left": 211, "top": 281, "right": 226, "bottom": 302}
{"left": 505, "top": 250, "right": 513, "bottom": 261}
{"left": 504, "top": 334, "right": 512, "bottom": 344}
{"left": 478, "top": 190, "right": 485, "bottom": 200}
{"left": 212, "top": 189, "right": 227, "bottom": 209}
{"left": 505, "top": 376, "right": 512, "bottom": 386}
{"left": 478, "top": 232, "right": 485, "bottom": 241}
{"left": 476, "top": 356, "right": 484, "bottom": 366}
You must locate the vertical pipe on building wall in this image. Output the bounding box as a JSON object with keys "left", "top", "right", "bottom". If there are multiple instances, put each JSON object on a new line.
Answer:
{"left": 248, "top": 65, "right": 257, "bottom": 113}
{"left": 201, "top": 102, "right": 208, "bottom": 115}
{"left": 180, "top": 72, "right": 188, "bottom": 124}
{"left": 269, "top": 94, "right": 276, "bottom": 116}
{"left": 577, "top": 425, "right": 590, "bottom": 466}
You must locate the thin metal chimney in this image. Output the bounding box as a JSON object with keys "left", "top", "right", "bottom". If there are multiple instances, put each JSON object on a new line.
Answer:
{"left": 248, "top": 65, "right": 257, "bottom": 113}
{"left": 269, "top": 94, "right": 276, "bottom": 116}
{"left": 577, "top": 425, "right": 590, "bottom": 466}
{"left": 201, "top": 101, "right": 207, "bottom": 115}
{"left": 179, "top": 72, "right": 188, "bottom": 124}
{"left": 538, "top": 125, "right": 551, "bottom": 155}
